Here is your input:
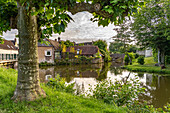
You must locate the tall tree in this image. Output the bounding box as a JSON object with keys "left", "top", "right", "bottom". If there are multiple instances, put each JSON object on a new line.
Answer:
{"left": 0, "top": 0, "right": 142, "bottom": 101}
{"left": 112, "top": 20, "right": 134, "bottom": 53}
{"left": 93, "top": 40, "right": 107, "bottom": 52}
{"left": 131, "top": 0, "right": 170, "bottom": 64}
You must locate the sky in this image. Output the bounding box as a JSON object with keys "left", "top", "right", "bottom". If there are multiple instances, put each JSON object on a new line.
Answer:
{"left": 2, "top": 11, "right": 117, "bottom": 45}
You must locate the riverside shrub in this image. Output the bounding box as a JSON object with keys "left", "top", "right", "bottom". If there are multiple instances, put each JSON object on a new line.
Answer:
{"left": 47, "top": 75, "right": 75, "bottom": 94}
{"left": 88, "top": 76, "right": 145, "bottom": 107}
{"left": 137, "top": 56, "right": 145, "bottom": 65}
{"left": 124, "top": 55, "right": 130, "bottom": 65}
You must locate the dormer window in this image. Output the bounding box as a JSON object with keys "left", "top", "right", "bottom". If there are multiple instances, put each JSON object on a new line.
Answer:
{"left": 45, "top": 50, "right": 52, "bottom": 56}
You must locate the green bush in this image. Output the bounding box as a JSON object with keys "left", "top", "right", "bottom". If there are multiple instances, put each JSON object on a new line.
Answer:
{"left": 128, "top": 53, "right": 135, "bottom": 60}
{"left": 47, "top": 75, "right": 75, "bottom": 94}
{"left": 100, "top": 49, "right": 111, "bottom": 62}
{"left": 165, "top": 56, "right": 170, "bottom": 64}
{"left": 134, "top": 53, "right": 139, "bottom": 59}
{"left": 88, "top": 76, "right": 145, "bottom": 107}
{"left": 124, "top": 55, "right": 130, "bottom": 65}
{"left": 137, "top": 56, "right": 145, "bottom": 65}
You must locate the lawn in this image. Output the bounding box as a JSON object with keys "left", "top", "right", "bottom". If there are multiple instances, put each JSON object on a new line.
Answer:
{"left": 0, "top": 67, "right": 127, "bottom": 113}
{"left": 125, "top": 57, "right": 170, "bottom": 74}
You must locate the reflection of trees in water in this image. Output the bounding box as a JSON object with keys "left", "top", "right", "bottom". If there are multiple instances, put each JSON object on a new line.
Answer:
{"left": 53, "top": 64, "right": 102, "bottom": 82}
{"left": 140, "top": 75, "right": 170, "bottom": 108}
{"left": 109, "top": 62, "right": 123, "bottom": 76}
{"left": 96, "top": 63, "right": 111, "bottom": 81}
{"left": 137, "top": 72, "right": 144, "bottom": 78}
{"left": 110, "top": 66, "right": 123, "bottom": 76}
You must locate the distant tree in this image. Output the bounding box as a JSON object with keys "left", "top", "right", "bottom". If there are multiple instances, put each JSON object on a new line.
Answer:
{"left": 109, "top": 41, "right": 124, "bottom": 53}
{"left": 93, "top": 40, "right": 107, "bottom": 52}
{"left": 112, "top": 20, "right": 134, "bottom": 53}
{"left": 127, "top": 45, "right": 137, "bottom": 53}
{"left": 93, "top": 40, "right": 111, "bottom": 62}
{"left": 131, "top": 0, "right": 170, "bottom": 65}
{"left": 78, "top": 43, "right": 84, "bottom": 46}
{"left": 64, "top": 40, "right": 74, "bottom": 48}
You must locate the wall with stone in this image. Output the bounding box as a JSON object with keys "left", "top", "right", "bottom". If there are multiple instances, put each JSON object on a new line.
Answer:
{"left": 38, "top": 47, "right": 54, "bottom": 63}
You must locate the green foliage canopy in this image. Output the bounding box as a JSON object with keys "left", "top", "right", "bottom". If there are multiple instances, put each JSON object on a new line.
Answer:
{"left": 131, "top": 0, "right": 170, "bottom": 50}
{"left": 93, "top": 40, "right": 107, "bottom": 52}
{"left": 0, "top": 0, "right": 143, "bottom": 43}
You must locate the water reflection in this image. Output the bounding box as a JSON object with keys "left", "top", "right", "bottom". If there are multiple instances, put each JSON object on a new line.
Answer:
{"left": 39, "top": 63, "right": 170, "bottom": 108}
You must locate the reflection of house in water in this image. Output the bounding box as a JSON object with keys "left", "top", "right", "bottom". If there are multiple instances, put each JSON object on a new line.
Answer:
{"left": 39, "top": 67, "right": 55, "bottom": 82}
{"left": 146, "top": 74, "right": 153, "bottom": 86}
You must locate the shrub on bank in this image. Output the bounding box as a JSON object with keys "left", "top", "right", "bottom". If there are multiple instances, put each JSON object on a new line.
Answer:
{"left": 137, "top": 56, "right": 145, "bottom": 65}
{"left": 134, "top": 53, "right": 139, "bottom": 59}
{"left": 124, "top": 55, "right": 130, "bottom": 65}
{"left": 47, "top": 75, "right": 75, "bottom": 94}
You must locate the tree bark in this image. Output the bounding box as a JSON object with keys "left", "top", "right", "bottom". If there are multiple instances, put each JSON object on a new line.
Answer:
{"left": 158, "top": 49, "right": 160, "bottom": 64}
{"left": 160, "top": 50, "right": 165, "bottom": 65}
{"left": 12, "top": 5, "right": 46, "bottom": 101}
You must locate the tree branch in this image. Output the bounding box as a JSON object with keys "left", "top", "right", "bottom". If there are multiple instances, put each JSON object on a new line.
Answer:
{"left": 68, "top": 3, "right": 113, "bottom": 18}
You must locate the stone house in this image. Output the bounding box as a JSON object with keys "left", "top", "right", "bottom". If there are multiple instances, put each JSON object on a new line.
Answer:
{"left": 0, "top": 39, "right": 18, "bottom": 61}
{"left": 38, "top": 38, "right": 60, "bottom": 63}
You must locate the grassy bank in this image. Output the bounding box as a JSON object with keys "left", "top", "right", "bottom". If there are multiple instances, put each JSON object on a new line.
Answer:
{"left": 0, "top": 67, "right": 126, "bottom": 113}
{"left": 124, "top": 57, "right": 170, "bottom": 74}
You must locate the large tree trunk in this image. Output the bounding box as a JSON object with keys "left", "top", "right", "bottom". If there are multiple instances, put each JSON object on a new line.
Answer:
{"left": 12, "top": 5, "right": 46, "bottom": 101}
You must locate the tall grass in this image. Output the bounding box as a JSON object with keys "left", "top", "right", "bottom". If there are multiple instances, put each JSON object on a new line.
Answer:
{"left": 0, "top": 67, "right": 127, "bottom": 113}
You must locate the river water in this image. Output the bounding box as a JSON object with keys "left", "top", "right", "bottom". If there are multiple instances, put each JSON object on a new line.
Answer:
{"left": 39, "top": 63, "right": 170, "bottom": 108}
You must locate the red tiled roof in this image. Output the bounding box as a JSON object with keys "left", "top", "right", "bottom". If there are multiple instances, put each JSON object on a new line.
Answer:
{"left": 66, "top": 45, "right": 99, "bottom": 55}
{"left": 0, "top": 39, "right": 17, "bottom": 50}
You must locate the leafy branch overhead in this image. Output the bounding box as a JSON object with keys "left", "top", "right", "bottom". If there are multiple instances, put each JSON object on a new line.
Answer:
{"left": 0, "top": 0, "right": 143, "bottom": 42}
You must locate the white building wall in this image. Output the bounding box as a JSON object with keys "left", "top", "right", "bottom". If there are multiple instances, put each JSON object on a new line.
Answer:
{"left": 145, "top": 49, "right": 153, "bottom": 57}
{"left": 0, "top": 49, "right": 18, "bottom": 54}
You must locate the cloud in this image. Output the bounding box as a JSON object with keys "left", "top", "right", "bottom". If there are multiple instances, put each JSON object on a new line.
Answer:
{"left": 51, "top": 11, "right": 117, "bottom": 44}
{"left": 2, "top": 11, "right": 117, "bottom": 44}
{"left": 2, "top": 29, "right": 18, "bottom": 40}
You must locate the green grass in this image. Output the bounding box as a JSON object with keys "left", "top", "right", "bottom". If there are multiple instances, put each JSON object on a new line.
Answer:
{"left": 125, "top": 57, "right": 170, "bottom": 74}
{"left": 0, "top": 67, "right": 127, "bottom": 113}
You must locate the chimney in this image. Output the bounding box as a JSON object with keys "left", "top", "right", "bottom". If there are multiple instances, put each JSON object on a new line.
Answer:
{"left": 58, "top": 37, "right": 60, "bottom": 42}
{"left": 14, "top": 38, "right": 18, "bottom": 47}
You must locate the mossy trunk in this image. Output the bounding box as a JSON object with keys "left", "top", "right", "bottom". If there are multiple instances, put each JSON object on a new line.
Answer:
{"left": 160, "top": 50, "right": 165, "bottom": 65}
{"left": 12, "top": 5, "right": 46, "bottom": 101}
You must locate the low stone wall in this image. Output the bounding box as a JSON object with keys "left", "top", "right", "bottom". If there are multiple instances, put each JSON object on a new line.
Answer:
{"left": 91, "top": 58, "right": 103, "bottom": 64}
{"left": 55, "top": 57, "right": 103, "bottom": 65}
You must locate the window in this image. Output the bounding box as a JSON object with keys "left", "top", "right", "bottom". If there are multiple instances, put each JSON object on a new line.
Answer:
{"left": 77, "top": 49, "right": 80, "bottom": 55}
{"left": 14, "top": 54, "right": 17, "bottom": 60}
{"left": 55, "top": 52, "right": 61, "bottom": 59}
{"left": 45, "top": 75, "right": 52, "bottom": 80}
{"left": 2, "top": 54, "right": 4, "bottom": 60}
{"left": 45, "top": 50, "right": 52, "bottom": 56}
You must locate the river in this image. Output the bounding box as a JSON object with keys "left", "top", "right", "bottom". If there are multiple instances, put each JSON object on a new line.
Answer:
{"left": 39, "top": 62, "right": 170, "bottom": 108}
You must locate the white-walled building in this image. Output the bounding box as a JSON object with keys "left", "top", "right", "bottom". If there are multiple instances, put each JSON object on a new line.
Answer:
{"left": 0, "top": 39, "right": 18, "bottom": 61}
